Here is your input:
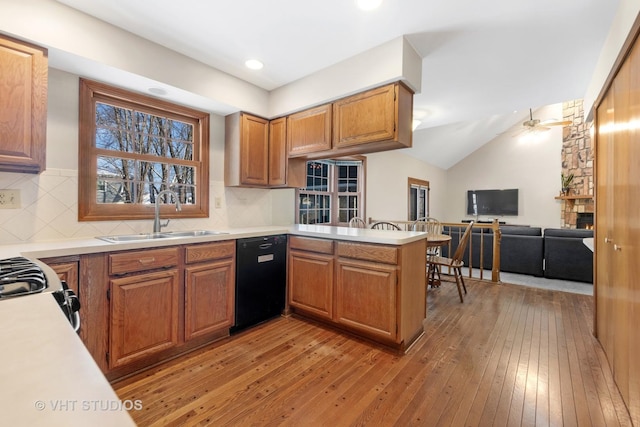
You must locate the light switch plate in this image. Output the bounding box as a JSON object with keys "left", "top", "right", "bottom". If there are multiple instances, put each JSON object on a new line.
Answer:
{"left": 0, "top": 189, "right": 21, "bottom": 209}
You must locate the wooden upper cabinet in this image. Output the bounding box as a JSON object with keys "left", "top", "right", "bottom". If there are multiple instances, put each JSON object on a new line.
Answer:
{"left": 225, "top": 112, "right": 304, "bottom": 188}
{"left": 287, "top": 103, "right": 332, "bottom": 157}
{"left": 225, "top": 112, "right": 269, "bottom": 187}
{"left": 333, "top": 82, "right": 413, "bottom": 154}
{"left": 0, "top": 35, "right": 48, "bottom": 174}
{"left": 268, "top": 117, "right": 287, "bottom": 186}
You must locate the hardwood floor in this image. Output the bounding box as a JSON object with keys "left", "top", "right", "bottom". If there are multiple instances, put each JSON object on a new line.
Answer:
{"left": 113, "top": 279, "right": 632, "bottom": 426}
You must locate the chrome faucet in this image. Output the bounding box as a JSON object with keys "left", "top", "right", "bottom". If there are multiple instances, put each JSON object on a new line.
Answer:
{"left": 153, "top": 189, "right": 182, "bottom": 233}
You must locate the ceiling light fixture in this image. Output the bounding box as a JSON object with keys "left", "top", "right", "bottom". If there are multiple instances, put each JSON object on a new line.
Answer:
{"left": 148, "top": 87, "right": 167, "bottom": 96}
{"left": 356, "top": 0, "right": 382, "bottom": 11}
{"left": 245, "top": 59, "right": 264, "bottom": 70}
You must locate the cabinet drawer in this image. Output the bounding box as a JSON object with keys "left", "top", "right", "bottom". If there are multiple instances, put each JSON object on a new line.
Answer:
{"left": 336, "top": 241, "right": 398, "bottom": 265}
{"left": 289, "top": 236, "right": 334, "bottom": 254}
{"left": 185, "top": 241, "right": 235, "bottom": 264}
{"left": 109, "top": 247, "right": 179, "bottom": 275}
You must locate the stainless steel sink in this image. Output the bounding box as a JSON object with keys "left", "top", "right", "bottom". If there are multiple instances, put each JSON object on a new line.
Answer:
{"left": 97, "top": 230, "right": 228, "bottom": 243}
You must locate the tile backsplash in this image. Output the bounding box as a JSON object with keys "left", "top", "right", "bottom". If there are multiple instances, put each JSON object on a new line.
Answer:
{"left": 0, "top": 168, "right": 276, "bottom": 243}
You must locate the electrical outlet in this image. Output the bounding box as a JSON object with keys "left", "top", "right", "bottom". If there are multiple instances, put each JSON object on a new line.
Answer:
{"left": 214, "top": 197, "right": 222, "bottom": 209}
{"left": 0, "top": 189, "right": 21, "bottom": 209}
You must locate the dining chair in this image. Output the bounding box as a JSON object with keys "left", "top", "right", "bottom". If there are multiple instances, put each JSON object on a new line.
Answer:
{"left": 348, "top": 217, "right": 367, "bottom": 228}
{"left": 411, "top": 217, "right": 442, "bottom": 252}
{"left": 370, "top": 221, "right": 401, "bottom": 230}
{"left": 427, "top": 220, "right": 474, "bottom": 302}
{"left": 411, "top": 217, "right": 442, "bottom": 235}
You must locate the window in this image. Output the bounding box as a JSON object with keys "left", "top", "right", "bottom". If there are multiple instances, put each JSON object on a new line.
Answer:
{"left": 297, "top": 158, "right": 365, "bottom": 225}
{"left": 408, "top": 178, "right": 430, "bottom": 220}
{"left": 78, "top": 79, "right": 209, "bottom": 221}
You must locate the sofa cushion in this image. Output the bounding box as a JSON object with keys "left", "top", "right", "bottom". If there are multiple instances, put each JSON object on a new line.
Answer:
{"left": 543, "top": 228, "right": 593, "bottom": 283}
{"left": 500, "top": 226, "right": 542, "bottom": 236}
{"left": 544, "top": 228, "right": 593, "bottom": 238}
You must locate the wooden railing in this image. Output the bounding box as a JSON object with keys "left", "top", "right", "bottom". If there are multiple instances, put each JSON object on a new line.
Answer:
{"left": 368, "top": 218, "right": 502, "bottom": 283}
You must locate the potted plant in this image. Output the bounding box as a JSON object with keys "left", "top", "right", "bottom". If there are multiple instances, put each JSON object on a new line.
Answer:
{"left": 561, "top": 172, "right": 574, "bottom": 195}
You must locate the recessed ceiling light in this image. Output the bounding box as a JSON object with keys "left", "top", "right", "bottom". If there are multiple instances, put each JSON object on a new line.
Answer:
{"left": 245, "top": 59, "right": 264, "bottom": 70}
{"left": 356, "top": 0, "right": 382, "bottom": 11}
{"left": 148, "top": 87, "right": 167, "bottom": 96}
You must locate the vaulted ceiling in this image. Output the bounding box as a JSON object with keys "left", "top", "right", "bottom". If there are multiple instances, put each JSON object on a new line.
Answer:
{"left": 54, "top": 0, "right": 620, "bottom": 169}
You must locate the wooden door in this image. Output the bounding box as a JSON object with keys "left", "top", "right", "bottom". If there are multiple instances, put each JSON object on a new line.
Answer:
{"left": 109, "top": 270, "right": 180, "bottom": 369}
{"left": 627, "top": 36, "right": 640, "bottom": 424}
{"left": 288, "top": 250, "right": 334, "bottom": 320}
{"left": 611, "top": 53, "right": 631, "bottom": 404}
{"left": 286, "top": 104, "right": 332, "bottom": 156}
{"left": 0, "top": 35, "right": 47, "bottom": 173}
{"left": 335, "top": 259, "right": 397, "bottom": 342}
{"left": 184, "top": 259, "right": 234, "bottom": 340}
{"left": 595, "top": 90, "right": 615, "bottom": 361}
{"left": 268, "top": 117, "right": 287, "bottom": 186}
{"left": 240, "top": 113, "right": 269, "bottom": 186}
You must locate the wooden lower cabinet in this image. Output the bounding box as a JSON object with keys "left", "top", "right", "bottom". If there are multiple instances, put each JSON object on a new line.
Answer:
{"left": 109, "top": 270, "right": 180, "bottom": 369}
{"left": 288, "top": 249, "right": 334, "bottom": 320}
{"left": 288, "top": 236, "right": 426, "bottom": 351}
{"left": 185, "top": 259, "right": 235, "bottom": 341}
{"left": 78, "top": 241, "right": 236, "bottom": 379}
{"left": 41, "top": 256, "right": 79, "bottom": 295}
{"left": 335, "top": 259, "right": 397, "bottom": 342}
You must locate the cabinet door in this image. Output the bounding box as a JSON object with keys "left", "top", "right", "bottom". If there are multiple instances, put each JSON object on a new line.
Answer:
{"left": 287, "top": 104, "right": 332, "bottom": 156}
{"left": 46, "top": 260, "right": 79, "bottom": 295}
{"left": 185, "top": 259, "right": 234, "bottom": 340}
{"left": 240, "top": 113, "right": 270, "bottom": 186}
{"left": 269, "top": 117, "right": 287, "bottom": 186}
{"left": 109, "top": 270, "right": 179, "bottom": 369}
{"left": 333, "top": 82, "right": 413, "bottom": 153}
{"left": 0, "top": 35, "right": 47, "bottom": 174}
{"left": 335, "top": 259, "right": 397, "bottom": 342}
{"left": 288, "top": 250, "right": 334, "bottom": 320}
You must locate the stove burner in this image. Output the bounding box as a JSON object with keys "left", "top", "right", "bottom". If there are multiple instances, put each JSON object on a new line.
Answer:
{"left": 0, "top": 257, "right": 48, "bottom": 299}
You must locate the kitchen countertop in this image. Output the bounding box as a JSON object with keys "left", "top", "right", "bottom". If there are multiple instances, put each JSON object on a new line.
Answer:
{"left": 0, "top": 223, "right": 426, "bottom": 425}
{"left": 0, "top": 293, "right": 136, "bottom": 426}
{"left": 1, "top": 225, "right": 427, "bottom": 260}
{"left": 289, "top": 224, "right": 428, "bottom": 245}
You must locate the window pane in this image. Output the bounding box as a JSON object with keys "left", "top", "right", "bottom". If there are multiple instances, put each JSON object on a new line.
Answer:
{"left": 96, "top": 156, "right": 195, "bottom": 205}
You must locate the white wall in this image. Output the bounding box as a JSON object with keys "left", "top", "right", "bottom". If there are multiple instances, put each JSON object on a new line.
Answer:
{"left": 584, "top": 0, "right": 640, "bottom": 116}
{"left": 0, "top": 68, "right": 276, "bottom": 243}
{"left": 365, "top": 150, "right": 448, "bottom": 223}
{"left": 443, "top": 104, "right": 563, "bottom": 229}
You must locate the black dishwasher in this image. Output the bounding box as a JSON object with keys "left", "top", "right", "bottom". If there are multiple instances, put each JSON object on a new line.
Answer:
{"left": 232, "top": 234, "right": 287, "bottom": 333}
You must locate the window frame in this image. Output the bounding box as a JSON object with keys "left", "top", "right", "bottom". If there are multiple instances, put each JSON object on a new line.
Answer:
{"left": 296, "top": 157, "right": 366, "bottom": 226}
{"left": 407, "top": 177, "right": 430, "bottom": 221}
{"left": 78, "top": 79, "right": 210, "bottom": 221}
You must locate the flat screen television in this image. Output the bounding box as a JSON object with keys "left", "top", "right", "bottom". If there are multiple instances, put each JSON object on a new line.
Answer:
{"left": 466, "top": 189, "right": 519, "bottom": 216}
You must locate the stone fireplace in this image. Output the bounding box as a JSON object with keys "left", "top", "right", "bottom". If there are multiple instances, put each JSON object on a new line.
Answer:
{"left": 576, "top": 212, "right": 594, "bottom": 229}
{"left": 559, "top": 99, "right": 594, "bottom": 229}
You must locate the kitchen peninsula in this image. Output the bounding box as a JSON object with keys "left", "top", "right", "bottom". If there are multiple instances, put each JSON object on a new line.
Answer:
{"left": 288, "top": 225, "right": 428, "bottom": 352}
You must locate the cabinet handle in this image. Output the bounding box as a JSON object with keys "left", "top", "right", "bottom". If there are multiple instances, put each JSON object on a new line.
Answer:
{"left": 604, "top": 237, "right": 612, "bottom": 243}
{"left": 614, "top": 244, "right": 622, "bottom": 252}
{"left": 139, "top": 257, "right": 156, "bottom": 264}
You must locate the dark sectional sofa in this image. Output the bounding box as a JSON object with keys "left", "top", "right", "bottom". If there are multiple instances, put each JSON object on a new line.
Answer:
{"left": 543, "top": 228, "right": 594, "bottom": 283}
{"left": 441, "top": 224, "right": 593, "bottom": 283}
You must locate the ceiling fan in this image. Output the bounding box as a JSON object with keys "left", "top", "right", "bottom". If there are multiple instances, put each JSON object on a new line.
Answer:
{"left": 520, "top": 108, "right": 572, "bottom": 133}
